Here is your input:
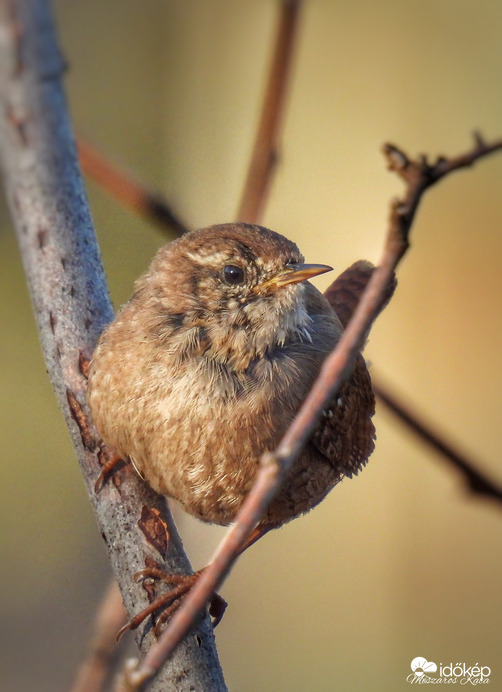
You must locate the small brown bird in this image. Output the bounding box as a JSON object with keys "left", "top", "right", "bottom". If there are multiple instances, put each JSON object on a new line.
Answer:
{"left": 87, "top": 223, "right": 377, "bottom": 628}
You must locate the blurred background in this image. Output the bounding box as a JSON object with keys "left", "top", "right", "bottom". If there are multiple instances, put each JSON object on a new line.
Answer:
{"left": 1, "top": 1, "right": 501, "bottom": 690}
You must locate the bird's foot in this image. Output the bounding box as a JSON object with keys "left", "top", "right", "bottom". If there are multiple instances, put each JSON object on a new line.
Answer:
{"left": 117, "top": 566, "right": 227, "bottom": 640}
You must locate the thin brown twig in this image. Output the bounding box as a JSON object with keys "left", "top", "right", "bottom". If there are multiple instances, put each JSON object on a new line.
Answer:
{"left": 126, "top": 182, "right": 402, "bottom": 692}
{"left": 236, "top": 0, "right": 302, "bottom": 223}
{"left": 125, "top": 135, "right": 502, "bottom": 689}
{"left": 77, "top": 137, "right": 189, "bottom": 235}
{"left": 373, "top": 380, "right": 502, "bottom": 504}
{"left": 69, "top": 580, "right": 127, "bottom": 692}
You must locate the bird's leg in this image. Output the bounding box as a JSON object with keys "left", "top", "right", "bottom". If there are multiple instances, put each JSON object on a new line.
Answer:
{"left": 117, "top": 524, "right": 272, "bottom": 638}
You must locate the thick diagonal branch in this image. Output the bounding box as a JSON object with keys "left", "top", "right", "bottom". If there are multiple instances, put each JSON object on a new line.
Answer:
{"left": 0, "top": 2, "right": 226, "bottom": 690}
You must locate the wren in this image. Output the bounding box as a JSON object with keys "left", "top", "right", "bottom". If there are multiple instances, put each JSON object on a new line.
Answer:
{"left": 87, "top": 223, "right": 377, "bottom": 632}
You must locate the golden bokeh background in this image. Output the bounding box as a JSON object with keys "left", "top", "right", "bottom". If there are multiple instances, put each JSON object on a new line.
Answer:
{"left": 1, "top": 1, "right": 501, "bottom": 690}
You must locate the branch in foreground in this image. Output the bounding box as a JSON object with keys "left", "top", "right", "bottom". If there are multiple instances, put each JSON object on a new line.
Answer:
{"left": 126, "top": 134, "right": 502, "bottom": 689}
{"left": 0, "top": 2, "right": 226, "bottom": 690}
{"left": 236, "top": 0, "right": 302, "bottom": 223}
{"left": 76, "top": 127, "right": 502, "bottom": 686}
{"left": 373, "top": 381, "right": 502, "bottom": 504}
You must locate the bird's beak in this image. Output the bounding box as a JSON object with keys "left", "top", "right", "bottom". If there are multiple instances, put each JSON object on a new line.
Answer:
{"left": 260, "top": 262, "right": 333, "bottom": 290}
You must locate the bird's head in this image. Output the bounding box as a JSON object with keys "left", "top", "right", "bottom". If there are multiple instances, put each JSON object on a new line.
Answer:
{"left": 133, "top": 223, "right": 333, "bottom": 368}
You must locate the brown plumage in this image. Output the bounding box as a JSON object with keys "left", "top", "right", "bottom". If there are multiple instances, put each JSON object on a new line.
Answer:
{"left": 88, "top": 223, "right": 376, "bottom": 535}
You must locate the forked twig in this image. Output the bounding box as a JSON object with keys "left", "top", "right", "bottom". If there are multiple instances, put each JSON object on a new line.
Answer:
{"left": 76, "top": 125, "right": 502, "bottom": 685}
{"left": 124, "top": 136, "right": 502, "bottom": 689}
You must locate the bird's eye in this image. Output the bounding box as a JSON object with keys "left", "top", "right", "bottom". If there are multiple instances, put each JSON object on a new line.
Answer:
{"left": 222, "top": 264, "right": 245, "bottom": 285}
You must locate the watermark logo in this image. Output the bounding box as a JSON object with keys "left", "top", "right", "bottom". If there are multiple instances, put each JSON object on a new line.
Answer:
{"left": 410, "top": 658, "right": 438, "bottom": 678}
{"left": 407, "top": 657, "right": 491, "bottom": 685}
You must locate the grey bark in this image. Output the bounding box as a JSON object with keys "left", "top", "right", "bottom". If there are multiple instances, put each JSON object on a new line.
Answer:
{"left": 0, "top": 1, "right": 227, "bottom": 689}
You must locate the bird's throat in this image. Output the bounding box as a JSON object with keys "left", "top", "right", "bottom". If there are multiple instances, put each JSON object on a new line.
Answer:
{"left": 202, "top": 292, "right": 314, "bottom": 371}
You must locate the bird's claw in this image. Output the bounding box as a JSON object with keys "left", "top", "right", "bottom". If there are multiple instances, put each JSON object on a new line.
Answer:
{"left": 117, "top": 567, "right": 227, "bottom": 640}
{"left": 94, "top": 453, "right": 126, "bottom": 493}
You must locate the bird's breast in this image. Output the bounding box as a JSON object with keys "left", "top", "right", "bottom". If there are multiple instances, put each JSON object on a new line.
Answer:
{"left": 132, "top": 345, "right": 326, "bottom": 524}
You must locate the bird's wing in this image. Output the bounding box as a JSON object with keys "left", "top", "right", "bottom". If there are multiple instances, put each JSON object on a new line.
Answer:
{"left": 310, "top": 260, "right": 396, "bottom": 475}
{"left": 311, "top": 353, "right": 376, "bottom": 477}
